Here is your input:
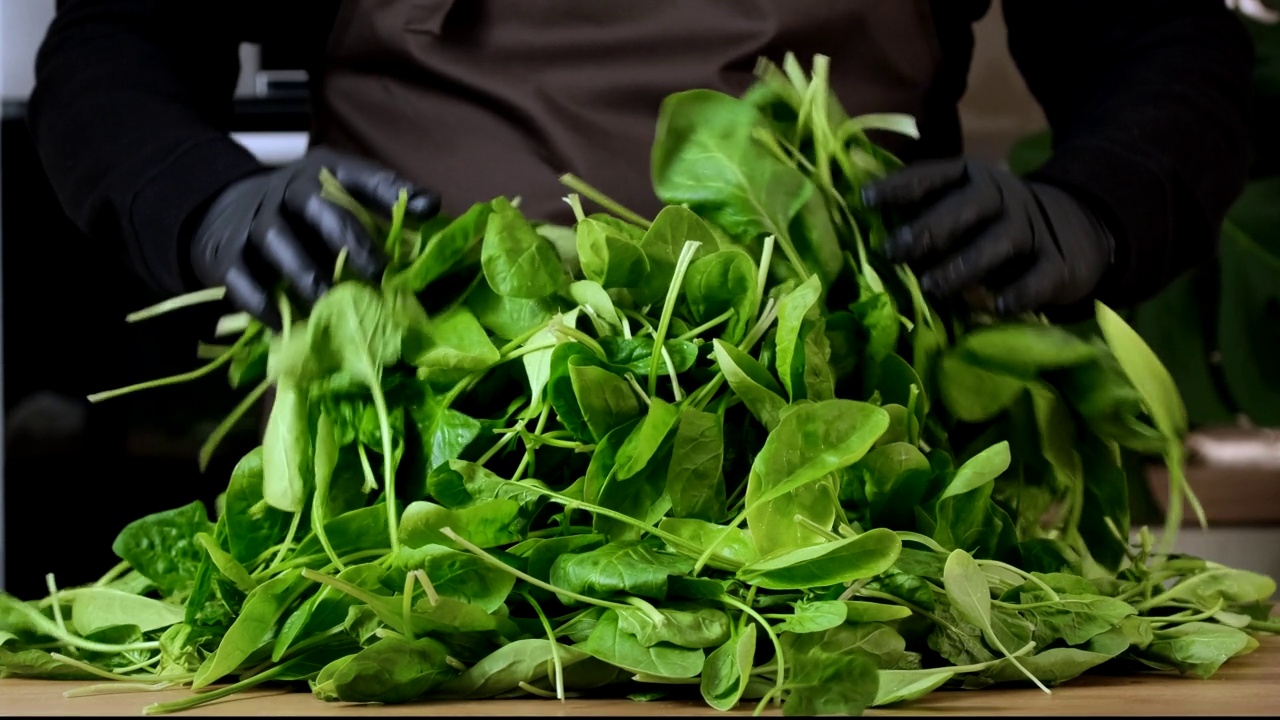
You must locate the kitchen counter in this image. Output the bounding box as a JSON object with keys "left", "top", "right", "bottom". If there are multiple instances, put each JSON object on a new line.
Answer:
{"left": 3, "top": 637, "right": 1278, "bottom": 717}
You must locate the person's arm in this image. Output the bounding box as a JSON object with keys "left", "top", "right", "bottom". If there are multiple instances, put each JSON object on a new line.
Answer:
{"left": 1005, "top": 0, "right": 1256, "bottom": 308}
{"left": 28, "top": 0, "right": 265, "bottom": 297}
{"left": 863, "top": 0, "right": 1255, "bottom": 318}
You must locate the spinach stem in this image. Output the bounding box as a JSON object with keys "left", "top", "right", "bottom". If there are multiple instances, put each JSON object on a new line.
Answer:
{"left": 558, "top": 174, "right": 652, "bottom": 229}
{"left": 552, "top": 324, "right": 608, "bottom": 362}
{"left": 722, "top": 595, "right": 785, "bottom": 710}
{"left": 516, "top": 486, "right": 743, "bottom": 569}
{"left": 402, "top": 571, "right": 417, "bottom": 641}
{"left": 142, "top": 661, "right": 294, "bottom": 715}
{"left": 49, "top": 653, "right": 191, "bottom": 684}
{"left": 63, "top": 681, "right": 181, "bottom": 698}
{"left": 749, "top": 234, "right": 776, "bottom": 330}
{"left": 265, "top": 511, "right": 303, "bottom": 576}
{"left": 125, "top": 287, "right": 227, "bottom": 323}
{"left": 523, "top": 592, "right": 566, "bottom": 702}
{"left": 198, "top": 378, "right": 272, "bottom": 471}
{"left": 357, "top": 444, "right": 379, "bottom": 493}
{"left": 370, "top": 384, "right": 401, "bottom": 556}
{"left": 672, "top": 308, "right": 735, "bottom": 343}
{"left": 93, "top": 560, "right": 132, "bottom": 587}
{"left": 648, "top": 240, "right": 702, "bottom": 396}
{"left": 88, "top": 327, "right": 259, "bottom": 403}
{"left": 45, "top": 574, "right": 69, "bottom": 636}
{"left": 438, "top": 528, "right": 631, "bottom": 611}
{"left": 5, "top": 600, "right": 161, "bottom": 654}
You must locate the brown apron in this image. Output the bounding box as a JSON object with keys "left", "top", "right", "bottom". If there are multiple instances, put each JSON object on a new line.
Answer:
{"left": 309, "top": 0, "right": 946, "bottom": 226}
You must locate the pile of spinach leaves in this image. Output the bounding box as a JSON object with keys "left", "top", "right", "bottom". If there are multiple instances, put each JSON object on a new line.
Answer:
{"left": 2, "top": 54, "right": 1275, "bottom": 717}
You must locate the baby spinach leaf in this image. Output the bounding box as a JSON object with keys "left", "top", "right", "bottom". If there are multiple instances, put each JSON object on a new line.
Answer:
{"left": 773, "top": 600, "right": 847, "bottom": 634}
{"left": 936, "top": 352, "right": 1027, "bottom": 424}
{"left": 783, "top": 645, "right": 880, "bottom": 717}
{"left": 222, "top": 446, "right": 291, "bottom": 565}
{"left": 481, "top": 197, "right": 567, "bottom": 299}
{"left": 466, "top": 279, "right": 556, "bottom": 341}
{"left": 684, "top": 248, "right": 757, "bottom": 344}
{"left": 657, "top": 518, "right": 757, "bottom": 571}
{"left": 737, "top": 529, "right": 901, "bottom": 591}
{"left": 873, "top": 669, "right": 954, "bottom": 707}
{"left": 388, "top": 201, "right": 491, "bottom": 293}
{"left": 437, "top": 639, "right": 591, "bottom": 699}
{"left": 396, "top": 544, "right": 515, "bottom": 613}
{"left": 1140, "top": 622, "right": 1259, "bottom": 679}
{"left": 327, "top": 635, "right": 456, "bottom": 703}
{"left": 550, "top": 541, "right": 694, "bottom": 601}
{"left": 712, "top": 339, "right": 788, "bottom": 431}
{"left": 410, "top": 306, "right": 500, "bottom": 385}
{"left": 192, "top": 569, "right": 308, "bottom": 689}
{"left": 941, "top": 441, "right": 1010, "bottom": 499}
{"left": 577, "top": 610, "right": 705, "bottom": 679}
{"left": 399, "top": 499, "right": 521, "bottom": 550}
{"left": 570, "top": 360, "right": 642, "bottom": 442}
{"left": 111, "top": 501, "right": 214, "bottom": 598}
{"left": 666, "top": 408, "right": 726, "bottom": 521}
{"left": 69, "top": 588, "right": 185, "bottom": 637}
{"left": 957, "top": 323, "right": 1100, "bottom": 377}
{"left": 633, "top": 205, "right": 721, "bottom": 306}
{"left": 616, "top": 605, "right": 732, "bottom": 648}
{"left": 844, "top": 601, "right": 913, "bottom": 624}
{"left": 652, "top": 90, "right": 811, "bottom": 277}
{"left": 577, "top": 216, "right": 650, "bottom": 289}
{"left": 614, "top": 397, "right": 681, "bottom": 480}
{"left": 700, "top": 625, "right": 756, "bottom": 711}
{"left": 744, "top": 400, "right": 888, "bottom": 555}
{"left": 775, "top": 274, "right": 823, "bottom": 400}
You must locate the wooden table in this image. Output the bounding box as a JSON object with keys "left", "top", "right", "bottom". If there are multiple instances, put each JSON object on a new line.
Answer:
{"left": 4, "top": 637, "right": 1278, "bottom": 717}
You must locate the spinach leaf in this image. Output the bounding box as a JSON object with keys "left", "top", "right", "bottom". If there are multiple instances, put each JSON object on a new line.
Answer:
{"left": 482, "top": 197, "right": 567, "bottom": 299}
{"left": 111, "top": 501, "right": 214, "bottom": 598}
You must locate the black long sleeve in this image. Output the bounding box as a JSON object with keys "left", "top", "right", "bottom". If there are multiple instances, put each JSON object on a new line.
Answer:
{"left": 26, "top": 1, "right": 348, "bottom": 297}
{"left": 1002, "top": 0, "right": 1256, "bottom": 308}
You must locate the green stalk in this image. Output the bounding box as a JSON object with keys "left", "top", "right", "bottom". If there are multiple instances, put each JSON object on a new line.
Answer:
{"left": 142, "top": 661, "right": 296, "bottom": 715}
{"left": 125, "top": 287, "right": 227, "bottom": 323}
{"left": 369, "top": 384, "right": 400, "bottom": 556}
{"left": 88, "top": 327, "right": 259, "bottom": 403}
{"left": 5, "top": 601, "right": 160, "bottom": 654}
{"left": 198, "top": 378, "right": 272, "bottom": 471}
{"left": 559, "top": 174, "right": 652, "bottom": 228}
{"left": 672, "top": 308, "right": 735, "bottom": 343}
{"left": 523, "top": 593, "right": 566, "bottom": 702}
{"left": 722, "top": 596, "right": 785, "bottom": 710}
{"left": 648, "top": 241, "right": 702, "bottom": 396}
{"left": 438, "top": 528, "right": 631, "bottom": 611}
{"left": 49, "top": 654, "right": 190, "bottom": 684}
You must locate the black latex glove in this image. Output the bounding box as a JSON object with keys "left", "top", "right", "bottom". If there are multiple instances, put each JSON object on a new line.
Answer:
{"left": 189, "top": 147, "right": 440, "bottom": 328}
{"left": 862, "top": 158, "right": 1117, "bottom": 317}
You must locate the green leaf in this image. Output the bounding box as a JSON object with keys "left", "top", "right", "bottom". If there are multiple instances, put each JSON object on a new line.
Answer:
{"left": 389, "top": 201, "right": 491, "bottom": 293}
{"left": 616, "top": 605, "right": 732, "bottom": 648}
{"left": 570, "top": 360, "right": 642, "bottom": 443}
{"left": 873, "top": 669, "right": 954, "bottom": 707}
{"left": 327, "top": 635, "right": 457, "bottom": 703}
{"left": 396, "top": 544, "right": 516, "bottom": 613}
{"left": 666, "top": 408, "right": 727, "bottom": 521}
{"left": 577, "top": 216, "right": 650, "bottom": 289}
{"left": 775, "top": 274, "right": 823, "bottom": 400}
{"left": 69, "top": 588, "right": 185, "bottom": 637}
{"left": 111, "top": 501, "right": 214, "bottom": 598}
{"left": 744, "top": 399, "right": 889, "bottom": 555}
{"left": 192, "top": 570, "right": 307, "bottom": 689}
{"left": 941, "top": 442, "right": 1010, "bottom": 499}
{"left": 1139, "top": 622, "right": 1259, "bottom": 679}
{"left": 437, "top": 639, "right": 592, "bottom": 699}
{"left": 683, "top": 249, "right": 757, "bottom": 343}
{"left": 550, "top": 541, "right": 694, "bottom": 602}
{"left": 399, "top": 499, "right": 522, "bottom": 550}
{"left": 773, "top": 600, "right": 848, "bottom": 634}
{"left": 577, "top": 610, "right": 705, "bottom": 679}
{"left": 712, "top": 339, "right": 788, "bottom": 431}
{"left": 700, "top": 625, "right": 756, "bottom": 711}
{"left": 783, "top": 645, "right": 880, "bottom": 716}
{"left": 737, "top": 529, "right": 902, "bottom": 590}
{"left": 481, "top": 197, "right": 567, "bottom": 299}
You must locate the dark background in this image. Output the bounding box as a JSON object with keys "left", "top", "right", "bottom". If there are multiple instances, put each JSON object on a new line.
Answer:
{"left": 0, "top": 98, "right": 309, "bottom": 601}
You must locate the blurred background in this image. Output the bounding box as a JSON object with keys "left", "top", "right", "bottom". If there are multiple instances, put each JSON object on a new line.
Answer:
{"left": 0, "top": 1, "right": 1277, "bottom": 599}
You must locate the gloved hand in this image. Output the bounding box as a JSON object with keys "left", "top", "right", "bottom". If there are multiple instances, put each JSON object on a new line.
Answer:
{"left": 861, "top": 158, "right": 1117, "bottom": 317}
{"left": 188, "top": 147, "right": 440, "bottom": 328}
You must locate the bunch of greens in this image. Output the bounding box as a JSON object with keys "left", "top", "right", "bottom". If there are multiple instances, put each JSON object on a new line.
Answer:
{"left": 2, "top": 54, "right": 1274, "bottom": 717}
